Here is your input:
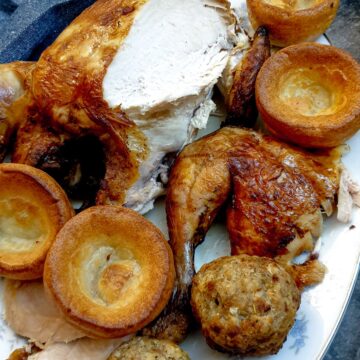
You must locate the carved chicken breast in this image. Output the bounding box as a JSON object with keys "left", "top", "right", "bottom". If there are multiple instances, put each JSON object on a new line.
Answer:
{"left": 103, "top": 0, "right": 235, "bottom": 212}
{"left": 7, "top": 0, "right": 236, "bottom": 213}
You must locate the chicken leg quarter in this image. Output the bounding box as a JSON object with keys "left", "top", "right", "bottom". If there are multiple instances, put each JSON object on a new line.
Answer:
{"left": 144, "top": 127, "right": 342, "bottom": 342}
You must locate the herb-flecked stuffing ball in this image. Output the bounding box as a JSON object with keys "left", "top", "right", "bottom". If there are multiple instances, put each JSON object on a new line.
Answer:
{"left": 191, "top": 255, "right": 300, "bottom": 355}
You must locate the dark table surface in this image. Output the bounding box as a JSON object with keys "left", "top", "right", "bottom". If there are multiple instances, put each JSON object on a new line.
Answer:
{"left": 322, "top": 4, "right": 360, "bottom": 359}
{"left": 0, "top": 0, "right": 359, "bottom": 359}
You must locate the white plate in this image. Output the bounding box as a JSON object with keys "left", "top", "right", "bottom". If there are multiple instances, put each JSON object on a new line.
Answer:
{"left": 1, "top": 121, "right": 359, "bottom": 360}
{"left": 0, "top": 25, "right": 359, "bottom": 360}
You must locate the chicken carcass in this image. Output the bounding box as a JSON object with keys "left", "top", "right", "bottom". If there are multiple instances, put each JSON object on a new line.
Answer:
{"left": 145, "top": 127, "right": 342, "bottom": 342}
{"left": 3, "top": 0, "right": 237, "bottom": 213}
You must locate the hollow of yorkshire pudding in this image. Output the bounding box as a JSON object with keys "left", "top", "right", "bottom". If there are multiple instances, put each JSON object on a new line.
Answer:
{"left": 246, "top": 0, "right": 339, "bottom": 47}
{"left": 44, "top": 205, "right": 175, "bottom": 338}
{"left": 256, "top": 43, "right": 360, "bottom": 148}
{"left": 0, "top": 163, "right": 74, "bottom": 280}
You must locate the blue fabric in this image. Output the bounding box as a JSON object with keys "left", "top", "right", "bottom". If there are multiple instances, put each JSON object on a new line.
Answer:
{"left": 0, "top": 0, "right": 94, "bottom": 62}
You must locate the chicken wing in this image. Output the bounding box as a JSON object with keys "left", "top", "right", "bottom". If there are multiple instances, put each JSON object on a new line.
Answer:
{"left": 146, "top": 127, "right": 342, "bottom": 342}
{"left": 225, "top": 26, "right": 270, "bottom": 127}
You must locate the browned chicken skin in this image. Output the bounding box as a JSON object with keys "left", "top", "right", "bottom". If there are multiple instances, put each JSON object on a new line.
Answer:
{"left": 0, "top": 1, "right": 149, "bottom": 207}
{"left": 146, "top": 127, "right": 341, "bottom": 343}
{"left": 26, "top": 0, "right": 147, "bottom": 206}
{"left": 0, "top": 62, "right": 34, "bottom": 161}
{"left": 227, "top": 134, "right": 341, "bottom": 259}
{"left": 225, "top": 26, "right": 270, "bottom": 127}
{"left": 228, "top": 153, "right": 320, "bottom": 258}
{"left": 143, "top": 130, "right": 234, "bottom": 342}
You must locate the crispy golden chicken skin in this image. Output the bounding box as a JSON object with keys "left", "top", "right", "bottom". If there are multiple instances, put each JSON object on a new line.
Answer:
{"left": 7, "top": 0, "right": 236, "bottom": 212}
{"left": 227, "top": 140, "right": 331, "bottom": 258}
{"left": 225, "top": 26, "right": 270, "bottom": 127}
{"left": 9, "top": 0, "right": 149, "bottom": 207}
{"left": 145, "top": 127, "right": 341, "bottom": 343}
{"left": 0, "top": 62, "right": 34, "bottom": 161}
{"left": 191, "top": 255, "right": 300, "bottom": 355}
{"left": 143, "top": 128, "right": 237, "bottom": 343}
{"left": 30, "top": 0, "right": 149, "bottom": 206}
{"left": 107, "top": 337, "right": 190, "bottom": 360}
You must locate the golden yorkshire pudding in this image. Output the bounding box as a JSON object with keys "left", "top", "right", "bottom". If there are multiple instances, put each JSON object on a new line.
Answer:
{"left": 256, "top": 43, "right": 360, "bottom": 148}
{"left": 0, "top": 163, "right": 74, "bottom": 280}
{"left": 246, "top": 0, "right": 339, "bottom": 46}
{"left": 44, "top": 205, "right": 175, "bottom": 338}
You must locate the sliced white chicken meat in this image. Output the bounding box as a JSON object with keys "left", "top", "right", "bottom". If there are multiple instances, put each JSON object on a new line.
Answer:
{"left": 338, "top": 165, "right": 360, "bottom": 223}
{"left": 102, "top": 0, "right": 236, "bottom": 213}
{"left": 9, "top": 0, "right": 237, "bottom": 213}
{"left": 4, "top": 280, "right": 86, "bottom": 345}
{"left": 229, "top": 0, "right": 254, "bottom": 36}
{"left": 28, "top": 338, "right": 129, "bottom": 360}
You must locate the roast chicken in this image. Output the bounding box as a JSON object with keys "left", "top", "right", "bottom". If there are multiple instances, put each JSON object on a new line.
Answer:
{"left": 2, "top": 0, "right": 359, "bottom": 358}
{"left": 223, "top": 26, "right": 270, "bottom": 126}
{"left": 0, "top": 0, "right": 238, "bottom": 212}
{"left": 144, "top": 126, "right": 343, "bottom": 343}
{"left": 0, "top": 62, "right": 34, "bottom": 162}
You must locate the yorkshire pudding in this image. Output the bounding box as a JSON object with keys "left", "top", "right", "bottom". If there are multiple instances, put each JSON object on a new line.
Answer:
{"left": 246, "top": 0, "right": 339, "bottom": 46}
{"left": 256, "top": 43, "right": 360, "bottom": 148}
{"left": 0, "top": 163, "right": 74, "bottom": 280}
{"left": 44, "top": 205, "right": 175, "bottom": 338}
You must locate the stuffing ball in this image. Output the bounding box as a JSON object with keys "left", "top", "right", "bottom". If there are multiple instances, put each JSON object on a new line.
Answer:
{"left": 191, "top": 255, "right": 300, "bottom": 355}
{"left": 107, "top": 337, "right": 190, "bottom": 360}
